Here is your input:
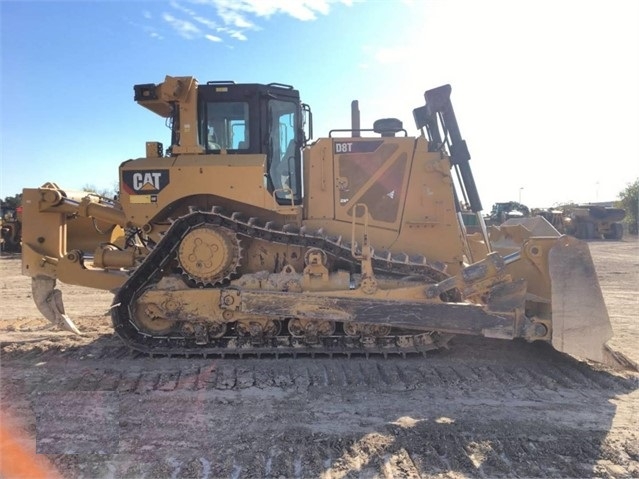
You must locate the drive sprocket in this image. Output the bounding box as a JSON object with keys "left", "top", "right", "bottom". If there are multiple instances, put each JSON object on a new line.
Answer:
{"left": 177, "top": 225, "right": 241, "bottom": 286}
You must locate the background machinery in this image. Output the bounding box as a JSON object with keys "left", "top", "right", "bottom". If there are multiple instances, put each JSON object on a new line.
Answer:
{"left": 20, "top": 76, "right": 614, "bottom": 363}
{"left": 484, "top": 201, "right": 530, "bottom": 227}
{"left": 535, "top": 205, "right": 626, "bottom": 240}
{"left": 1, "top": 203, "right": 22, "bottom": 253}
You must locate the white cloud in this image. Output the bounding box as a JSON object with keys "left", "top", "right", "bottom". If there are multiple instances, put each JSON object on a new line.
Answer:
{"left": 148, "top": 0, "right": 356, "bottom": 43}
{"left": 170, "top": 0, "right": 197, "bottom": 17}
{"left": 162, "top": 13, "right": 201, "bottom": 39}
{"left": 127, "top": 16, "right": 165, "bottom": 41}
{"left": 227, "top": 30, "right": 248, "bottom": 41}
{"left": 193, "top": 15, "right": 218, "bottom": 29}
{"left": 211, "top": 0, "right": 346, "bottom": 22}
{"left": 216, "top": 7, "right": 256, "bottom": 29}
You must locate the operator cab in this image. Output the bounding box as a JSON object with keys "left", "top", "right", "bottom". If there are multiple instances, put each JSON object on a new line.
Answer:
{"left": 197, "top": 81, "right": 306, "bottom": 205}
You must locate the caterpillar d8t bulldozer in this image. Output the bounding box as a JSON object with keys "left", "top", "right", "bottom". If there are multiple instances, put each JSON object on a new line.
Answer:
{"left": 21, "top": 76, "right": 614, "bottom": 363}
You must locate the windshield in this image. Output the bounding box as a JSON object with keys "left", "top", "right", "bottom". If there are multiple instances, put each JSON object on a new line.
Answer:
{"left": 203, "top": 101, "right": 249, "bottom": 150}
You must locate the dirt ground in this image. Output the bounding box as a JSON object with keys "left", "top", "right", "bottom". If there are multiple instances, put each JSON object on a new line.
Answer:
{"left": 1, "top": 239, "right": 637, "bottom": 478}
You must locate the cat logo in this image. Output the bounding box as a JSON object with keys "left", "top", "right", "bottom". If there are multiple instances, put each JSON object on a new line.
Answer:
{"left": 122, "top": 170, "right": 169, "bottom": 195}
{"left": 133, "top": 172, "right": 162, "bottom": 191}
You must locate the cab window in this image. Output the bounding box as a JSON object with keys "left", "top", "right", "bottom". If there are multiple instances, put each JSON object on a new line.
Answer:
{"left": 203, "top": 101, "right": 249, "bottom": 151}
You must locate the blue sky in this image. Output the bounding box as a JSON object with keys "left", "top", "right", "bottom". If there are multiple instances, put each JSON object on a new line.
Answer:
{"left": 1, "top": 0, "right": 638, "bottom": 210}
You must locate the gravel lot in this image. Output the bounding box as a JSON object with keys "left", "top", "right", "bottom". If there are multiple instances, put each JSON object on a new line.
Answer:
{"left": 1, "top": 238, "right": 637, "bottom": 478}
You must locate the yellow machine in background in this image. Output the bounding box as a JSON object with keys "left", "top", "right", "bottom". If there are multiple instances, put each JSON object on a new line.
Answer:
{"left": 1, "top": 204, "right": 22, "bottom": 252}
{"left": 21, "top": 76, "right": 613, "bottom": 363}
{"left": 535, "top": 205, "right": 626, "bottom": 240}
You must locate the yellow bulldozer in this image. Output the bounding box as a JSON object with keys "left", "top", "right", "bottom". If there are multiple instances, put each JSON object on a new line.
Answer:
{"left": 20, "top": 76, "right": 614, "bottom": 363}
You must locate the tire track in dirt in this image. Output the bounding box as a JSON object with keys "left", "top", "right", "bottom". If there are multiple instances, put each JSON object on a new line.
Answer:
{"left": 10, "top": 355, "right": 634, "bottom": 478}
{"left": 3, "top": 352, "right": 635, "bottom": 398}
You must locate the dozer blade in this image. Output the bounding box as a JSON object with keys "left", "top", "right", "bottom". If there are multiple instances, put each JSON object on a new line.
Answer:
{"left": 548, "top": 236, "right": 613, "bottom": 363}
{"left": 31, "top": 277, "right": 81, "bottom": 335}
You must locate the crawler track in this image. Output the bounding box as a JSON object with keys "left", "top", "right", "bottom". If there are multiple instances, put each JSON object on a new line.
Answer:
{"left": 112, "top": 208, "right": 455, "bottom": 357}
